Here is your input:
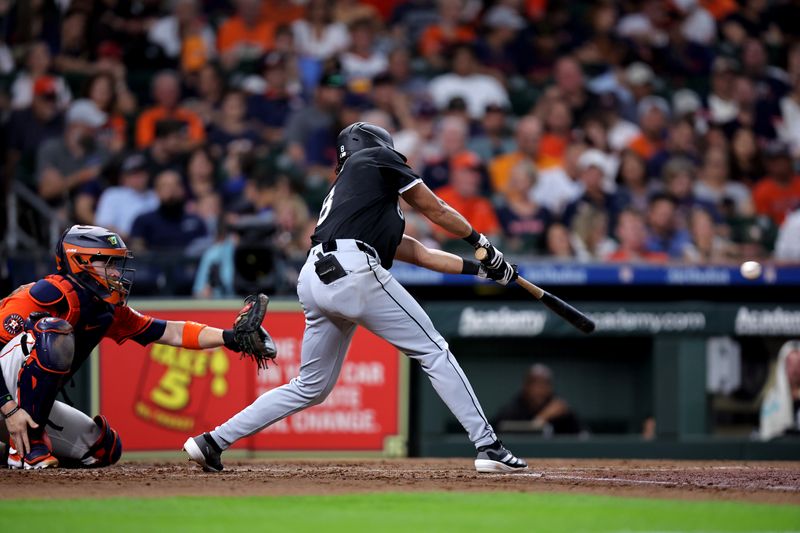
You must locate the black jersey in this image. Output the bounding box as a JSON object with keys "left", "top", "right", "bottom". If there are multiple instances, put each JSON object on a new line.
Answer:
{"left": 311, "top": 146, "right": 421, "bottom": 269}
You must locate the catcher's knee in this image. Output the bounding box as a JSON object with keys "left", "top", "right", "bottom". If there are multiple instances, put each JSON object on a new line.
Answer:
{"left": 80, "top": 415, "right": 122, "bottom": 467}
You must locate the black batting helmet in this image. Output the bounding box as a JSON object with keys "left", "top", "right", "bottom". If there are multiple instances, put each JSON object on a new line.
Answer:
{"left": 336, "top": 122, "right": 406, "bottom": 169}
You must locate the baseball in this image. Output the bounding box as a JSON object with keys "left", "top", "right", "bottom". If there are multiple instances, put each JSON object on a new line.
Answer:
{"left": 740, "top": 260, "right": 762, "bottom": 280}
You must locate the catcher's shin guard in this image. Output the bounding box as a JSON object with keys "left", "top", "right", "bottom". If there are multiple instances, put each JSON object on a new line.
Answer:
{"left": 81, "top": 415, "right": 122, "bottom": 467}
{"left": 17, "top": 317, "right": 75, "bottom": 436}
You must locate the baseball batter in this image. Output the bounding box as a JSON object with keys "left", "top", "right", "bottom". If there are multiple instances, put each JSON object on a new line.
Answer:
{"left": 0, "top": 225, "right": 274, "bottom": 469}
{"left": 184, "top": 122, "right": 527, "bottom": 473}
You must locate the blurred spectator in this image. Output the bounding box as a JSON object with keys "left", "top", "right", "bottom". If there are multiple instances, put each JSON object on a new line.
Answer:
{"left": 645, "top": 193, "right": 692, "bottom": 259}
{"left": 774, "top": 208, "right": 800, "bottom": 262}
{"left": 570, "top": 205, "right": 616, "bottom": 262}
{"left": 385, "top": 47, "right": 429, "bottom": 101}
{"left": 5, "top": 76, "right": 64, "bottom": 186}
{"left": 246, "top": 52, "right": 301, "bottom": 144}
{"left": 729, "top": 127, "right": 764, "bottom": 185}
{"left": 433, "top": 151, "right": 500, "bottom": 240}
{"left": 369, "top": 73, "right": 415, "bottom": 133}
{"left": 148, "top": 0, "right": 216, "bottom": 74}
{"left": 54, "top": 11, "right": 95, "bottom": 77}
{"left": 662, "top": 156, "right": 719, "bottom": 228}
{"left": 418, "top": 0, "right": 476, "bottom": 69}
{"left": 83, "top": 72, "right": 134, "bottom": 154}
{"left": 36, "top": 99, "right": 110, "bottom": 224}
{"left": 536, "top": 97, "right": 573, "bottom": 170}
{"left": 707, "top": 57, "right": 739, "bottom": 126}
{"left": 547, "top": 56, "right": 599, "bottom": 128}
{"left": 137, "top": 120, "right": 184, "bottom": 180}
{"left": 607, "top": 208, "right": 668, "bottom": 263}
{"left": 421, "top": 115, "right": 469, "bottom": 191}
{"left": 489, "top": 115, "right": 542, "bottom": 193}
{"left": 207, "top": 90, "right": 260, "bottom": 158}
{"left": 474, "top": 5, "right": 527, "bottom": 78}
{"left": 340, "top": 17, "right": 387, "bottom": 85}
{"left": 562, "top": 149, "right": 617, "bottom": 229}
{"left": 11, "top": 41, "right": 71, "bottom": 110}
{"left": 94, "top": 154, "right": 159, "bottom": 239}
{"left": 598, "top": 92, "right": 641, "bottom": 153}
{"left": 495, "top": 161, "right": 552, "bottom": 253}
{"left": 135, "top": 70, "right": 205, "bottom": 149}
{"left": 428, "top": 44, "right": 509, "bottom": 119}
{"left": 694, "top": 146, "right": 754, "bottom": 218}
{"left": 493, "top": 364, "right": 581, "bottom": 435}
{"left": 618, "top": 62, "right": 656, "bottom": 123}
{"left": 684, "top": 207, "right": 737, "bottom": 263}
{"left": 292, "top": 0, "right": 350, "bottom": 62}
{"left": 627, "top": 96, "right": 669, "bottom": 161}
{"left": 186, "top": 147, "right": 217, "bottom": 202}
{"left": 468, "top": 103, "right": 514, "bottom": 161}
{"left": 129, "top": 170, "right": 208, "bottom": 251}
{"left": 193, "top": 217, "right": 237, "bottom": 299}
{"left": 217, "top": 0, "right": 275, "bottom": 70}
{"left": 284, "top": 71, "right": 346, "bottom": 168}
{"left": 740, "top": 38, "right": 791, "bottom": 102}
{"left": 778, "top": 72, "right": 800, "bottom": 159}
{"left": 614, "top": 150, "right": 652, "bottom": 214}
{"left": 753, "top": 142, "right": 800, "bottom": 226}
{"left": 533, "top": 142, "right": 584, "bottom": 216}
{"left": 674, "top": 0, "right": 716, "bottom": 45}
{"left": 545, "top": 223, "right": 576, "bottom": 259}
{"left": 184, "top": 63, "right": 226, "bottom": 126}
{"left": 647, "top": 117, "right": 700, "bottom": 179}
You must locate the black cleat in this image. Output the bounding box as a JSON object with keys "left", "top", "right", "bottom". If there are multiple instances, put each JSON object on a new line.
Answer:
{"left": 183, "top": 433, "right": 224, "bottom": 472}
{"left": 474, "top": 440, "right": 528, "bottom": 473}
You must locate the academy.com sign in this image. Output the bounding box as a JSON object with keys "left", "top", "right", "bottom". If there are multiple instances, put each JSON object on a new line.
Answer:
{"left": 457, "top": 307, "right": 707, "bottom": 336}
{"left": 589, "top": 310, "right": 707, "bottom": 333}
{"left": 459, "top": 307, "right": 547, "bottom": 336}
{"left": 735, "top": 307, "right": 800, "bottom": 335}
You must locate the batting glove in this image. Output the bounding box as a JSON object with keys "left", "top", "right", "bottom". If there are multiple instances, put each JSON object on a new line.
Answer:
{"left": 484, "top": 261, "right": 519, "bottom": 286}
{"left": 474, "top": 234, "right": 505, "bottom": 270}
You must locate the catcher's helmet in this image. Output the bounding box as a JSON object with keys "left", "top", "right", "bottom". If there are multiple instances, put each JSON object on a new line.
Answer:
{"left": 336, "top": 122, "right": 405, "bottom": 170}
{"left": 55, "top": 225, "right": 134, "bottom": 306}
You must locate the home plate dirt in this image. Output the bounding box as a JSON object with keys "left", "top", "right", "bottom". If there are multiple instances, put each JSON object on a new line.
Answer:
{"left": 2, "top": 459, "right": 798, "bottom": 504}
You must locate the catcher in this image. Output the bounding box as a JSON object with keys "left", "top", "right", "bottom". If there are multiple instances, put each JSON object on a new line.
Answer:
{"left": 0, "top": 225, "right": 275, "bottom": 469}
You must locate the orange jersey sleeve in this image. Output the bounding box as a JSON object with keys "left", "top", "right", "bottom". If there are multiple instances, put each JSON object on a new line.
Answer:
{"left": 106, "top": 306, "right": 166, "bottom": 346}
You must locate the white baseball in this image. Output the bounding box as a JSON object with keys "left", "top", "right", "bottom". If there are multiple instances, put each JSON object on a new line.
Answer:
{"left": 740, "top": 261, "right": 762, "bottom": 280}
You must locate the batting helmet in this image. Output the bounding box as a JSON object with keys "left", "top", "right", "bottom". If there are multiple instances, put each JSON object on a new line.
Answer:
{"left": 336, "top": 122, "right": 405, "bottom": 169}
{"left": 55, "top": 225, "right": 134, "bottom": 306}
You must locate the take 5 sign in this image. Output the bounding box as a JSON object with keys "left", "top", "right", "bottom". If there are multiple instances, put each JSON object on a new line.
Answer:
{"left": 97, "top": 305, "right": 406, "bottom": 454}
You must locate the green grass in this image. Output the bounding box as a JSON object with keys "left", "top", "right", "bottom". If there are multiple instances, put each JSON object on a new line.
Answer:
{"left": 2, "top": 492, "right": 798, "bottom": 532}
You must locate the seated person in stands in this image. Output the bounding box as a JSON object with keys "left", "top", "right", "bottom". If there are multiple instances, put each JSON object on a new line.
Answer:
{"left": 129, "top": 170, "right": 208, "bottom": 253}
{"left": 493, "top": 364, "right": 581, "bottom": 435}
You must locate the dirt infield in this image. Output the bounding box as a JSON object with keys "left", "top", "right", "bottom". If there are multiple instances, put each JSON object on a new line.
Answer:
{"left": 2, "top": 459, "right": 799, "bottom": 504}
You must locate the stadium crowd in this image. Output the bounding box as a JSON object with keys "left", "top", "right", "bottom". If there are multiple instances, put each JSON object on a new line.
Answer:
{"left": 3, "top": 0, "right": 800, "bottom": 295}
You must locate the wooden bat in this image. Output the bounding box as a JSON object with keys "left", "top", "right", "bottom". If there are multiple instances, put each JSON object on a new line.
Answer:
{"left": 475, "top": 248, "right": 596, "bottom": 334}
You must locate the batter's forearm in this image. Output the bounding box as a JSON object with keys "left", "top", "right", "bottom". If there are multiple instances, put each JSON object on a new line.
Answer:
{"left": 396, "top": 235, "right": 475, "bottom": 275}
{"left": 426, "top": 198, "right": 473, "bottom": 238}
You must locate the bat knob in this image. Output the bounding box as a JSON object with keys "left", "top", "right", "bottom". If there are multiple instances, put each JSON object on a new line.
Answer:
{"left": 475, "top": 247, "right": 488, "bottom": 261}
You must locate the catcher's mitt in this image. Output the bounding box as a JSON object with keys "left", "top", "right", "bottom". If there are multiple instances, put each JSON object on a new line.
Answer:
{"left": 232, "top": 293, "right": 277, "bottom": 370}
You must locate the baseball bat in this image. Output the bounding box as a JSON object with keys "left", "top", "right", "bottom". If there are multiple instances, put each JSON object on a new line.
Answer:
{"left": 475, "top": 248, "right": 596, "bottom": 334}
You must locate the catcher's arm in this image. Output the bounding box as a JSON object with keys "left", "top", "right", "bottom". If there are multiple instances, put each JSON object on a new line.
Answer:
{"left": 158, "top": 322, "right": 227, "bottom": 349}
{"left": 156, "top": 294, "right": 276, "bottom": 369}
